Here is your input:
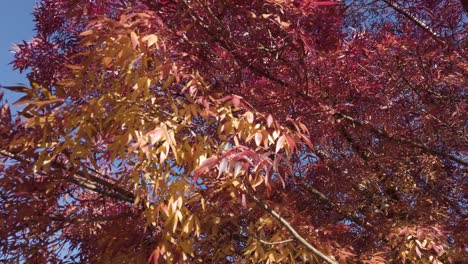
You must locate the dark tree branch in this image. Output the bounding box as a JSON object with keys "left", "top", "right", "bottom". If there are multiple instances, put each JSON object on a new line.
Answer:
{"left": 0, "top": 148, "right": 135, "bottom": 203}
{"left": 52, "top": 158, "right": 136, "bottom": 202}
{"left": 336, "top": 114, "right": 468, "bottom": 166}
{"left": 65, "top": 173, "right": 134, "bottom": 203}
{"left": 300, "top": 183, "right": 371, "bottom": 229}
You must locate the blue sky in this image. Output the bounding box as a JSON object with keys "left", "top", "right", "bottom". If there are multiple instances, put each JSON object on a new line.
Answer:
{"left": 0, "top": 1, "right": 36, "bottom": 103}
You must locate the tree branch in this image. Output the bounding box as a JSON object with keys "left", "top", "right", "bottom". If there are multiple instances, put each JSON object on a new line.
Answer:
{"left": 0, "top": 148, "right": 135, "bottom": 203}
{"left": 180, "top": 0, "right": 290, "bottom": 88}
{"left": 300, "top": 183, "right": 372, "bottom": 229}
{"left": 245, "top": 183, "right": 337, "bottom": 264}
{"left": 52, "top": 159, "right": 136, "bottom": 203}
{"left": 48, "top": 212, "right": 133, "bottom": 223}
{"left": 64, "top": 173, "right": 134, "bottom": 203}
{"left": 336, "top": 113, "right": 467, "bottom": 166}
{"left": 381, "top": 0, "right": 445, "bottom": 45}
{"left": 259, "top": 238, "right": 294, "bottom": 245}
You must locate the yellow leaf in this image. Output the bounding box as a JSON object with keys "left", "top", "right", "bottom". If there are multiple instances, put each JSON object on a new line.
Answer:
{"left": 234, "top": 136, "right": 240, "bottom": 146}
{"left": 200, "top": 197, "right": 206, "bottom": 211}
{"left": 244, "top": 111, "right": 254, "bottom": 123}
{"left": 182, "top": 215, "right": 193, "bottom": 234}
{"left": 143, "top": 34, "right": 158, "bottom": 47}
{"left": 272, "top": 130, "right": 280, "bottom": 140}
{"left": 176, "top": 210, "right": 183, "bottom": 223}
{"left": 234, "top": 163, "right": 242, "bottom": 178}
{"left": 276, "top": 135, "right": 286, "bottom": 153}
{"left": 172, "top": 214, "right": 178, "bottom": 233}
{"left": 176, "top": 196, "right": 183, "bottom": 209}
{"left": 56, "top": 79, "right": 75, "bottom": 87}
{"left": 193, "top": 216, "right": 201, "bottom": 236}
{"left": 130, "top": 31, "right": 139, "bottom": 48}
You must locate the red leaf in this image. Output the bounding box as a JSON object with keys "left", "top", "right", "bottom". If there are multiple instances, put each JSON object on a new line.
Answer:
{"left": 285, "top": 135, "right": 296, "bottom": 152}
{"left": 314, "top": 1, "right": 338, "bottom": 6}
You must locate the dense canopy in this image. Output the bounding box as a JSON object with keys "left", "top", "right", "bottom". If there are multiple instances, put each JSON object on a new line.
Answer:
{"left": 1, "top": 0, "right": 467, "bottom": 263}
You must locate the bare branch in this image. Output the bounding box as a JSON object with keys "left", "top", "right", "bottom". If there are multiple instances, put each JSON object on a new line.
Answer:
{"left": 48, "top": 212, "right": 133, "bottom": 223}
{"left": 381, "top": 0, "right": 445, "bottom": 45}
{"left": 245, "top": 183, "right": 338, "bottom": 264}
{"left": 259, "top": 238, "right": 294, "bottom": 245}
{"left": 0, "top": 148, "right": 135, "bottom": 203}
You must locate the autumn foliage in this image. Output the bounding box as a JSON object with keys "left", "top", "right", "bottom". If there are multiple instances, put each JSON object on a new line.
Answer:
{"left": 0, "top": 0, "right": 467, "bottom": 263}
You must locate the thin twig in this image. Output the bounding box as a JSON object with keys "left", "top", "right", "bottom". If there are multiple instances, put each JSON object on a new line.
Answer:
{"left": 259, "top": 238, "right": 294, "bottom": 245}
{"left": 48, "top": 212, "right": 133, "bottom": 223}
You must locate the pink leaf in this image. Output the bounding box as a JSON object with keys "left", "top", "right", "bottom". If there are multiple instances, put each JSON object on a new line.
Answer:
{"left": 415, "top": 246, "right": 422, "bottom": 258}
{"left": 266, "top": 114, "right": 273, "bottom": 127}
{"left": 218, "top": 158, "right": 229, "bottom": 178}
{"left": 232, "top": 95, "right": 241, "bottom": 108}
{"left": 241, "top": 194, "right": 247, "bottom": 208}
{"left": 254, "top": 132, "right": 263, "bottom": 146}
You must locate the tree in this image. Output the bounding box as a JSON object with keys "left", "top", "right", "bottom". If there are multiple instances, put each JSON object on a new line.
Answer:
{"left": 0, "top": 0, "right": 466, "bottom": 263}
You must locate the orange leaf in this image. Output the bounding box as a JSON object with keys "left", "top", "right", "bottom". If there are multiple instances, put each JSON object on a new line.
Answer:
{"left": 65, "top": 64, "right": 83, "bottom": 70}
